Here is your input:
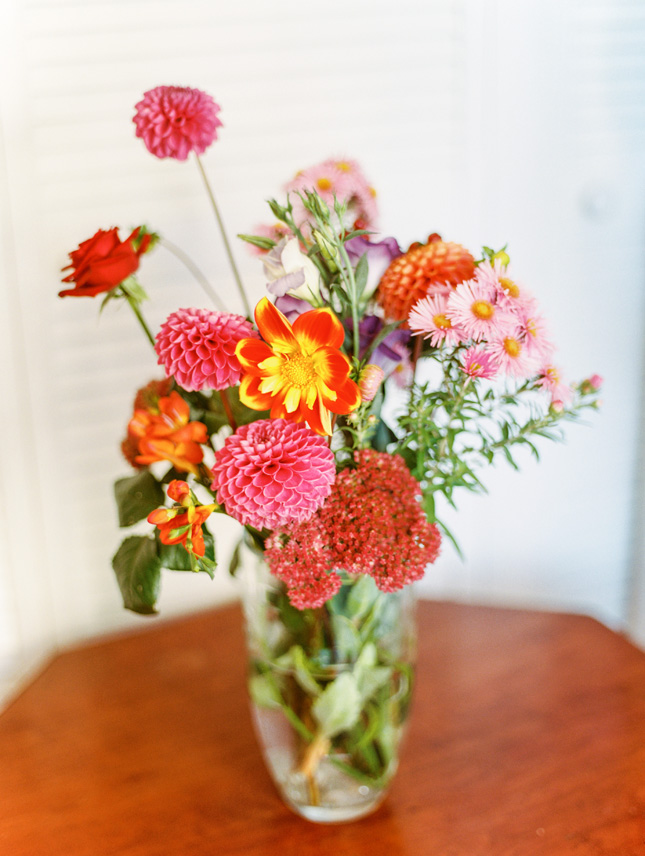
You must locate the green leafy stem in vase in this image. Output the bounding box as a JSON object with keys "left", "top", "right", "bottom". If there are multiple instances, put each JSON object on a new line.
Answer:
{"left": 247, "top": 574, "right": 414, "bottom": 802}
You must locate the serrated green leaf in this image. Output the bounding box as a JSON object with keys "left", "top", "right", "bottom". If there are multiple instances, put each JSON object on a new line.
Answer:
{"left": 114, "top": 470, "right": 165, "bottom": 527}
{"left": 112, "top": 535, "right": 161, "bottom": 614}
{"left": 312, "top": 672, "right": 361, "bottom": 738}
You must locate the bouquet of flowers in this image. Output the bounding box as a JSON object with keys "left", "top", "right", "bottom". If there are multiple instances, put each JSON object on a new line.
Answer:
{"left": 58, "top": 86, "right": 601, "bottom": 821}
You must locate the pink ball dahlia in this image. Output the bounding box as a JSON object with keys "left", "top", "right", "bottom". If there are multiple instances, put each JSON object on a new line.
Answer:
{"left": 133, "top": 86, "right": 222, "bottom": 160}
{"left": 211, "top": 419, "right": 336, "bottom": 531}
{"left": 155, "top": 308, "right": 256, "bottom": 391}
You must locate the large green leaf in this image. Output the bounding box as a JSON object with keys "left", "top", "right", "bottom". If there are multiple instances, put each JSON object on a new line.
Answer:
{"left": 112, "top": 535, "right": 161, "bottom": 614}
{"left": 312, "top": 672, "right": 361, "bottom": 738}
{"left": 114, "top": 470, "right": 164, "bottom": 527}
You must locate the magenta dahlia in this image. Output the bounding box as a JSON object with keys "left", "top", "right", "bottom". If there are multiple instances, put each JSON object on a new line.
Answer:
{"left": 211, "top": 419, "right": 336, "bottom": 530}
{"left": 133, "top": 86, "right": 222, "bottom": 160}
{"left": 155, "top": 308, "right": 256, "bottom": 391}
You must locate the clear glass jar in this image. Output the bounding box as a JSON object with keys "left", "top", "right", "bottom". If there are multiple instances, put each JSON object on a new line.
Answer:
{"left": 241, "top": 553, "right": 416, "bottom": 823}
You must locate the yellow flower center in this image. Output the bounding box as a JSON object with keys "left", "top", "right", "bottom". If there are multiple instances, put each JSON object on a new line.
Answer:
{"left": 336, "top": 161, "right": 352, "bottom": 172}
{"left": 317, "top": 177, "right": 332, "bottom": 191}
{"left": 526, "top": 318, "right": 537, "bottom": 337}
{"left": 369, "top": 186, "right": 377, "bottom": 198}
{"left": 472, "top": 300, "right": 494, "bottom": 320}
{"left": 499, "top": 277, "right": 520, "bottom": 298}
{"left": 503, "top": 337, "right": 521, "bottom": 358}
{"left": 433, "top": 313, "right": 452, "bottom": 330}
{"left": 282, "top": 353, "right": 316, "bottom": 388}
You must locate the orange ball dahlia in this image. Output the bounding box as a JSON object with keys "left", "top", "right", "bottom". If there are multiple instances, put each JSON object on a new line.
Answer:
{"left": 375, "top": 237, "right": 476, "bottom": 322}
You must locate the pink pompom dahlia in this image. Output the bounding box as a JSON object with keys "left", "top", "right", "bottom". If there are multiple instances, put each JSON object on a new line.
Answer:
{"left": 133, "top": 86, "right": 222, "bottom": 160}
{"left": 155, "top": 308, "right": 256, "bottom": 391}
{"left": 211, "top": 419, "right": 336, "bottom": 530}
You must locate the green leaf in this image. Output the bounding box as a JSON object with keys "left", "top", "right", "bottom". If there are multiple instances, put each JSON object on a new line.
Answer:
{"left": 291, "top": 646, "right": 322, "bottom": 697}
{"left": 345, "top": 574, "right": 379, "bottom": 621}
{"left": 228, "top": 539, "right": 242, "bottom": 577}
{"left": 114, "top": 470, "right": 165, "bottom": 527}
{"left": 353, "top": 252, "right": 369, "bottom": 298}
{"left": 330, "top": 614, "right": 361, "bottom": 661}
{"left": 248, "top": 674, "right": 282, "bottom": 710}
{"left": 112, "top": 535, "right": 161, "bottom": 615}
{"left": 312, "top": 672, "right": 361, "bottom": 738}
{"left": 119, "top": 275, "right": 149, "bottom": 304}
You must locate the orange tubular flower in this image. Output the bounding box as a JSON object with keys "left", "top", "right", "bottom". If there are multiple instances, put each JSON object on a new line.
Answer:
{"left": 148, "top": 480, "right": 215, "bottom": 557}
{"left": 236, "top": 298, "right": 361, "bottom": 435}
{"left": 128, "top": 391, "right": 208, "bottom": 474}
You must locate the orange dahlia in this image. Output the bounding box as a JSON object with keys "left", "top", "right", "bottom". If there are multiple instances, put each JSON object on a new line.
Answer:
{"left": 376, "top": 236, "right": 476, "bottom": 322}
{"left": 236, "top": 298, "right": 361, "bottom": 435}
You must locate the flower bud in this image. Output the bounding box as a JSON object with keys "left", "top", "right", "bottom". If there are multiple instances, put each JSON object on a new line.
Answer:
{"left": 305, "top": 191, "right": 331, "bottom": 221}
{"left": 358, "top": 364, "right": 385, "bottom": 402}
{"left": 312, "top": 229, "right": 339, "bottom": 263}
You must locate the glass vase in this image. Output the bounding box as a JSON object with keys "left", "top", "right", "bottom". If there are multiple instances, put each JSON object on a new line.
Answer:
{"left": 241, "top": 553, "right": 416, "bottom": 823}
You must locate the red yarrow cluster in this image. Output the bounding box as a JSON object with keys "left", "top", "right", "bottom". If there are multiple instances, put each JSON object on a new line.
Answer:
{"left": 265, "top": 449, "right": 441, "bottom": 609}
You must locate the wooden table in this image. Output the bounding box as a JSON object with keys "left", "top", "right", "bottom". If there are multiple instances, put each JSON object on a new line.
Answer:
{"left": 1, "top": 601, "right": 644, "bottom": 855}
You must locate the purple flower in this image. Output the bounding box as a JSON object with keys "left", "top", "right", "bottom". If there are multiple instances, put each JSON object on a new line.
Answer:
{"left": 345, "top": 235, "right": 402, "bottom": 298}
{"left": 274, "top": 295, "right": 311, "bottom": 322}
{"left": 349, "top": 315, "right": 411, "bottom": 375}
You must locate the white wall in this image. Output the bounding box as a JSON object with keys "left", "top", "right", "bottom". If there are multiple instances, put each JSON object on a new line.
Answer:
{"left": 1, "top": 0, "right": 644, "bottom": 699}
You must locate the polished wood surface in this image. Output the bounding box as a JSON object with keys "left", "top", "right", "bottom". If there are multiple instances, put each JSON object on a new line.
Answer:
{"left": 1, "top": 601, "right": 644, "bottom": 855}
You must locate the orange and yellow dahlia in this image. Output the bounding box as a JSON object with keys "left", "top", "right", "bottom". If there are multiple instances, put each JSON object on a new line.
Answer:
{"left": 236, "top": 298, "right": 361, "bottom": 435}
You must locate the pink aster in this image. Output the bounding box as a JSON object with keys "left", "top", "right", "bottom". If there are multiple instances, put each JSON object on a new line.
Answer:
{"left": 514, "top": 304, "right": 555, "bottom": 362}
{"left": 155, "top": 308, "right": 256, "bottom": 391}
{"left": 446, "top": 278, "right": 514, "bottom": 343}
{"left": 535, "top": 364, "right": 573, "bottom": 405}
{"left": 476, "top": 260, "right": 535, "bottom": 313}
{"left": 408, "top": 294, "right": 464, "bottom": 348}
{"left": 210, "top": 419, "right": 336, "bottom": 531}
{"left": 460, "top": 346, "right": 498, "bottom": 379}
{"left": 285, "top": 157, "right": 379, "bottom": 230}
{"left": 486, "top": 334, "right": 540, "bottom": 379}
{"left": 133, "top": 86, "right": 222, "bottom": 161}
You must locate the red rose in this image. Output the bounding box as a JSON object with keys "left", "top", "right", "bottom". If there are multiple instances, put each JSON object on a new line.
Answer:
{"left": 59, "top": 227, "right": 151, "bottom": 298}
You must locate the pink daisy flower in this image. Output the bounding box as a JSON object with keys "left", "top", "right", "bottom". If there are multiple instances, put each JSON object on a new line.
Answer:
{"left": 487, "top": 335, "right": 540, "bottom": 379}
{"left": 446, "top": 278, "right": 514, "bottom": 343}
{"left": 408, "top": 294, "right": 464, "bottom": 348}
{"left": 155, "top": 308, "right": 257, "bottom": 391}
{"left": 535, "top": 364, "right": 573, "bottom": 405}
{"left": 460, "top": 346, "right": 498, "bottom": 379}
{"left": 285, "top": 157, "right": 378, "bottom": 230}
{"left": 514, "top": 304, "right": 555, "bottom": 362}
{"left": 476, "top": 260, "right": 534, "bottom": 313}
{"left": 133, "top": 86, "right": 222, "bottom": 160}
{"left": 211, "top": 419, "right": 336, "bottom": 531}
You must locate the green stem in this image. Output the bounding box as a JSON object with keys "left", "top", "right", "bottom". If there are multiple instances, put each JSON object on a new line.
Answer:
{"left": 218, "top": 388, "right": 237, "bottom": 432}
{"left": 436, "top": 376, "right": 471, "bottom": 460}
{"left": 121, "top": 287, "right": 156, "bottom": 348}
{"left": 338, "top": 242, "right": 360, "bottom": 361}
{"left": 159, "top": 237, "right": 228, "bottom": 312}
{"left": 194, "top": 154, "right": 252, "bottom": 318}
